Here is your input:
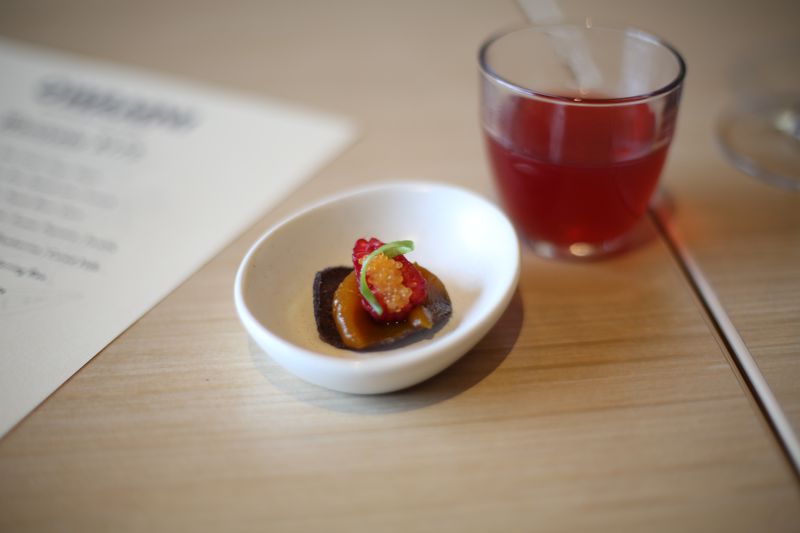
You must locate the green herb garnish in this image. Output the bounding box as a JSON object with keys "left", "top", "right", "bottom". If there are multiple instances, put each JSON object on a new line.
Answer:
{"left": 359, "top": 240, "right": 414, "bottom": 316}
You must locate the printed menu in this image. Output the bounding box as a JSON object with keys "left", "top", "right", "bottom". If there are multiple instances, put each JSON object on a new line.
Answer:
{"left": 0, "top": 38, "right": 356, "bottom": 436}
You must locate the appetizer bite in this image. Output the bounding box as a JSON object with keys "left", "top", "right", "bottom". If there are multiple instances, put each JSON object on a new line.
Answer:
{"left": 313, "top": 238, "right": 452, "bottom": 350}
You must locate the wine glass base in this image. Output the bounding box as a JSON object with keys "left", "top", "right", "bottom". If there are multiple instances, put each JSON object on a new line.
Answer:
{"left": 717, "top": 97, "right": 800, "bottom": 192}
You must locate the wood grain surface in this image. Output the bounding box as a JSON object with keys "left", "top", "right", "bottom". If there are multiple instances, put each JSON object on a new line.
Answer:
{"left": 560, "top": 0, "right": 800, "bottom": 441}
{"left": 1, "top": 1, "right": 798, "bottom": 531}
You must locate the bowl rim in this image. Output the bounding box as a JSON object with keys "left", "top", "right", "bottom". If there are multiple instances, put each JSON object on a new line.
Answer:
{"left": 233, "top": 180, "right": 520, "bottom": 377}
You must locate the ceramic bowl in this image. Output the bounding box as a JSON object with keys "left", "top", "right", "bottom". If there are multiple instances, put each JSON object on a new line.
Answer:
{"left": 234, "top": 181, "right": 519, "bottom": 393}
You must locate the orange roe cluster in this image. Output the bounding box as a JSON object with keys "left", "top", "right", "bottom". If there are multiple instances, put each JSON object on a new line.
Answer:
{"left": 362, "top": 253, "right": 413, "bottom": 314}
{"left": 352, "top": 237, "right": 428, "bottom": 322}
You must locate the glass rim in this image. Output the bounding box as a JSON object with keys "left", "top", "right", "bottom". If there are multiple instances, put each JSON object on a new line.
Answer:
{"left": 478, "top": 20, "right": 687, "bottom": 106}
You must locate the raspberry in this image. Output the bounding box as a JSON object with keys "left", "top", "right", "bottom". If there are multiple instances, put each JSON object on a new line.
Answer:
{"left": 352, "top": 238, "right": 427, "bottom": 322}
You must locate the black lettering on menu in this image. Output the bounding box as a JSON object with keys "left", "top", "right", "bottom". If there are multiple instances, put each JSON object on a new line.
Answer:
{"left": 37, "top": 78, "right": 199, "bottom": 131}
{"left": 1, "top": 112, "right": 86, "bottom": 148}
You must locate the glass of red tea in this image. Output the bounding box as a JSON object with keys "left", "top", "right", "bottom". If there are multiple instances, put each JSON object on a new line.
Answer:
{"left": 480, "top": 21, "right": 685, "bottom": 259}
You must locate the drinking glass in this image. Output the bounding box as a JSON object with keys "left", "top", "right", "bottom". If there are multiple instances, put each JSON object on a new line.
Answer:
{"left": 480, "top": 21, "right": 685, "bottom": 259}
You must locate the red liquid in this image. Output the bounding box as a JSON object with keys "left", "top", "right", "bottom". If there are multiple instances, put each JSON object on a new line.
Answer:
{"left": 485, "top": 96, "right": 670, "bottom": 247}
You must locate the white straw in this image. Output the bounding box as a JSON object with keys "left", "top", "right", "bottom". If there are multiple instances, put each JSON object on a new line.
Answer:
{"left": 517, "top": 0, "right": 603, "bottom": 91}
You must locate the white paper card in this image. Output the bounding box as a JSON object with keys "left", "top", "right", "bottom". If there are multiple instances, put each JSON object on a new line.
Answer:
{"left": 0, "top": 38, "right": 356, "bottom": 436}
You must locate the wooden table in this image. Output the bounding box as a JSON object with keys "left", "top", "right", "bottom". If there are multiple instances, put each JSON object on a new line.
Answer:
{"left": 1, "top": 1, "right": 798, "bottom": 531}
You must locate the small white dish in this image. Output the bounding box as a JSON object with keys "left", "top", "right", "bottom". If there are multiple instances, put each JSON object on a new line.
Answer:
{"left": 234, "top": 181, "right": 520, "bottom": 394}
